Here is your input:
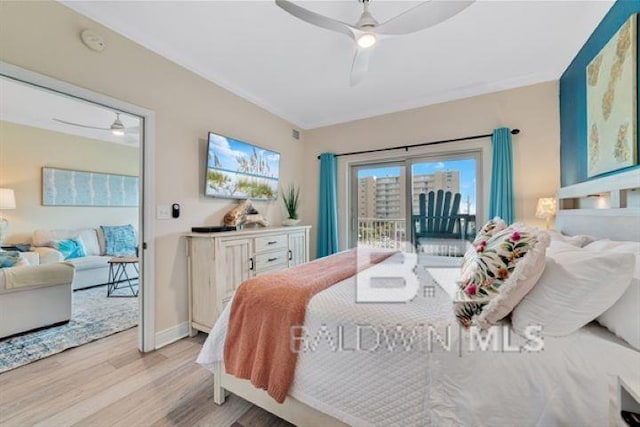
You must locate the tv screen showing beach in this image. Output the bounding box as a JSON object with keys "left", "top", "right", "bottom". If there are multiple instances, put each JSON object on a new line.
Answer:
{"left": 206, "top": 132, "right": 280, "bottom": 200}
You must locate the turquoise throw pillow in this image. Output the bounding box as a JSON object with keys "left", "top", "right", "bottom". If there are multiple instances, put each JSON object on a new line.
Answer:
{"left": 52, "top": 238, "right": 87, "bottom": 260}
{"left": 0, "top": 251, "right": 21, "bottom": 268}
{"left": 101, "top": 225, "right": 137, "bottom": 257}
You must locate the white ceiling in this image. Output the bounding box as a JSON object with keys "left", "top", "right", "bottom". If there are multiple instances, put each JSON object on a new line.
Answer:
{"left": 62, "top": 0, "right": 613, "bottom": 129}
{"left": 0, "top": 77, "right": 141, "bottom": 146}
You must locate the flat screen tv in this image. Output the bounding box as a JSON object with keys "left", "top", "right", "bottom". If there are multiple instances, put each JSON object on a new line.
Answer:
{"left": 205, "top": 132, "right": 280, "bottom": 200}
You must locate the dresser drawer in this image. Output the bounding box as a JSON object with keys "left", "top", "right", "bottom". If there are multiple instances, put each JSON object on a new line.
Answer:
{"left": 256, "top": 264, "right": 288, "bottom": 276}
{"left": 255, "top": 234, "right": 288, "bottom": 253}
{"left": 255, "top": 250, "right": 288, "bottom": 271}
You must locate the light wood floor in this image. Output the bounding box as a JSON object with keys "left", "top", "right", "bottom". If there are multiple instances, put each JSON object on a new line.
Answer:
{"left": 0, "top": 328, "right": 294, "bottom": 427}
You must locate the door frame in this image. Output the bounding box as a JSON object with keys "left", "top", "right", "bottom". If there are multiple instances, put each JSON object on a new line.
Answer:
{"left": 0, "top": 61, "right": 156, "bottom": 351}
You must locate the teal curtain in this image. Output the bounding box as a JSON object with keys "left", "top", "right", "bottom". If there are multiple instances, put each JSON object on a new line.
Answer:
{"left": 489, "top": 128, "right": 515, "bottom": 224}
{"left": 317, "top": 153, "right": 339, "bottom": 258}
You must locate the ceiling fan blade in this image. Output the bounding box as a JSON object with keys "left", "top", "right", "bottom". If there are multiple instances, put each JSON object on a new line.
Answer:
{"left": 350, "top": 46, "right": 374, "bottom": 87}
{"left": 375, "top": 0, "right": 475, "bottom": 35}
{"left": 53, "top": 118, "right": 111, "bottom": 131}
{"left": 275, "top": 0, "right": 357, "bottom": 40}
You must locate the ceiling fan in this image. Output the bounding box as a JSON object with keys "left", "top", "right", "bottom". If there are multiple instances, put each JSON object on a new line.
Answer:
{"left": 53, "top": 112, "right": 138, "bottom": 136}
{"left": 275, "top": 0, "right": 475, "bottom": 86}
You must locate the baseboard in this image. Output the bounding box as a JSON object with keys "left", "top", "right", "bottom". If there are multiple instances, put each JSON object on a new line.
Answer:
{"left": 154, "top": 321, "right": 189, "bottom": 349}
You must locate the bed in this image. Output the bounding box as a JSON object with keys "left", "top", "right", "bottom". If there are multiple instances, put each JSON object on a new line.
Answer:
{"left": 197, "top": 169, "right": 640, "bottom": 427}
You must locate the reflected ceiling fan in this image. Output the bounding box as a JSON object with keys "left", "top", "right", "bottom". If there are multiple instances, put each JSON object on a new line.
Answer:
{"left": 53, "top": 112, "right": 138, "bottom": 136}
{"left": 275, "top": 0, "right": 474, "bottom": 86}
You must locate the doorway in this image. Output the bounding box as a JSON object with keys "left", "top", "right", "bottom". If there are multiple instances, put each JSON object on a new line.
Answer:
{"left": 0, "top": 62, "right": 155, "bottom": 361}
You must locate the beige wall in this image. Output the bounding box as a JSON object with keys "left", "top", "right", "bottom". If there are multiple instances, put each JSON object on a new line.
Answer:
{"left": 0, "top": 1, "right": 304, "bottom": 333}
{"left": 303, "top": 81, "right": 561, "bottom": 259}
{"left": 0, "top": 121, "right": 139, "bottom": 243}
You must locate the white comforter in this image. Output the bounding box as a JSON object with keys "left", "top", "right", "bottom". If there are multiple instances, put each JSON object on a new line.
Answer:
{"left": 198, "top": 254, "right": 640, "bottom": 427}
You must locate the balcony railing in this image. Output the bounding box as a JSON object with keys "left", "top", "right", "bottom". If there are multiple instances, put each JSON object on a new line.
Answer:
{"left": 357, "top": 218, "right": 407, "bottom": 249}
{"left": 357, "top": 216, "right": 477, "bottom": 252}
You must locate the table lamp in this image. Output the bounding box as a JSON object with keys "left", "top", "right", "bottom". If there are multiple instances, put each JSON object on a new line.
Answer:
{"left": 0, "top": 188, "right": 16, "bottom": 246}
{"left": 536, "top": 197, "right": 556, "bottom": 230}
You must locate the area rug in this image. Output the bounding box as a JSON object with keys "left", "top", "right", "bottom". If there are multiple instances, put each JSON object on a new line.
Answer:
{"left": 0, "top": 285, "right": 138, "bottom": 373}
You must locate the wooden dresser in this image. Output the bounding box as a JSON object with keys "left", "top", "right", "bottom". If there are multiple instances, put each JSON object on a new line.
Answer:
{"left": 185, "top": 225, "right": 311, "bottom": 335}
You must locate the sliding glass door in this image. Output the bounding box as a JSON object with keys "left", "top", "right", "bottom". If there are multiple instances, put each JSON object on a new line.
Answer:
{"left": 350, "top": 152, "right": 481, "bottom": 256}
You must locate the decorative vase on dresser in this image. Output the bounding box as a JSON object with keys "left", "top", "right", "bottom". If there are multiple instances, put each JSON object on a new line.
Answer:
{"left": 185, "top": 225, "right": 310, "bottom": 335}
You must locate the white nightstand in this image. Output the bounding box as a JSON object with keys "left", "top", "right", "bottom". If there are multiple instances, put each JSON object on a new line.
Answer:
{"left": 613, "top": 376, "right": 640, "bottom": 427}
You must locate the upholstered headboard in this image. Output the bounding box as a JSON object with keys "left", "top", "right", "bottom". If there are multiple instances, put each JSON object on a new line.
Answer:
{"left": 556, "top": 169, "right": 640, "bottom": 242}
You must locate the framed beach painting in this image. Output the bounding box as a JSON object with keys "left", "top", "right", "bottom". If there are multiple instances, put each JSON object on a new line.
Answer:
{"left": 586, "top": 14, "right": 638, "bottom": 178}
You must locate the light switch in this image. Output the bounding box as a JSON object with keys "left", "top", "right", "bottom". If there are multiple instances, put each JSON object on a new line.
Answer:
{"left": 157, "top": 205, "right": 171, "bottom": 220}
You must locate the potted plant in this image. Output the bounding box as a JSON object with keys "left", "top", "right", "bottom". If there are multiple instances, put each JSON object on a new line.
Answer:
{"left": 282, "top": 184, "right": 301, "bottom": 226}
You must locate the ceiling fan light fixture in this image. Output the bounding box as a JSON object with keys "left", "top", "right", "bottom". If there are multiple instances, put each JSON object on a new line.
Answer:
{"left": 357, "top": 32, "right": 377, "bottom": 48}
{"left": 276, "top": 0, "right": 476, "bottom": 85}
{"left": 111, "top": 113, "right": 125, "bottom": 136}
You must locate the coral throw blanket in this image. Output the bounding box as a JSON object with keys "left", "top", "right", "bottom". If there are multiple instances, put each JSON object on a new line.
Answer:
{"left": 224, "top": 248, "right": 395, "bottom": 403}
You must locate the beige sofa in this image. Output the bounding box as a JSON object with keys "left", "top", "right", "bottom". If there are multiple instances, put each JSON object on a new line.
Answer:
{"left": 30, "top": 228, "right": 137, "bottom": 291}
{"left": 0, "top": 262, "right": 75, "bottom": 338}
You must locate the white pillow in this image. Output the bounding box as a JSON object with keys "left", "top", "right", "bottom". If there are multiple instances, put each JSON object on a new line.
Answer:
{"left": 547, "top": 230, "right": 595, "bottom": 247}
{"left": 512, "top": 242, "right": 635, "bottom": 337}
{"left": 586, "top": 240, "right": 640, "bottom": 350}
{"left": 585, "top": 240, "right": 640, "bottom": 264}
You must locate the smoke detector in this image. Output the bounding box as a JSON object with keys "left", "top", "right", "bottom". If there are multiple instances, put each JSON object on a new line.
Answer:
{"left": 80, "top": 30, "right": 105, "bottom": 52}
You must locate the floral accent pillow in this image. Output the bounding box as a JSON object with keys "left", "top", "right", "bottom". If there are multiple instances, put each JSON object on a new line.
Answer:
{"left": 455, "top": 223, "right": 550, "bottom": 328}
{"left": 473, "top": 217, "right": 507, "bottom": 245}
{"left": 462, "top": 217, "right": 507, "bottom": 273}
